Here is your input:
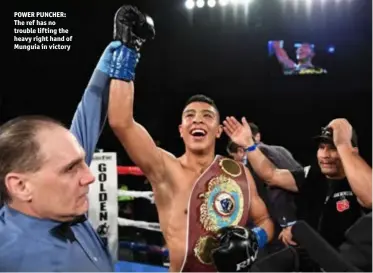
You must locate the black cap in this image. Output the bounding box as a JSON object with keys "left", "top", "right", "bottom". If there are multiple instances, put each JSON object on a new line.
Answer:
{"left": 314, "top": 127, "right": 358, "bottom": 147}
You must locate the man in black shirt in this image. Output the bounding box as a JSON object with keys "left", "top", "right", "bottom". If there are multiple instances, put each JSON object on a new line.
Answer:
{"left": 223, "top": 117, "right": 372, "bottom": 250}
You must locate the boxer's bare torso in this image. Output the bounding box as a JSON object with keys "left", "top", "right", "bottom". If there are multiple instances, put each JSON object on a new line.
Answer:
{"left": 152, "top": 153, "right": 213, "bottom": 272}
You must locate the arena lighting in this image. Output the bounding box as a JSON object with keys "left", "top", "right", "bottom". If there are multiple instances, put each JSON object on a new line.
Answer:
{"left": 185, "top": 0, "right": 254, "bottom": 9}
{"left": 185, "top": 0, "right": 353, "bottom": 10}
{"left": 328, "top": 46, "right": 335, "bottom": 53}
{"left": 185, "top": 0, "right": 195, "bottom": 9}
{"left": 196, "top": 0, "right": 205, "bottom": 8}
{"left": 230, "top": 0, "right": 253, "bottom": 4}
{"left": 207, "top": 0, "right": 217, "bottom": 7}
{"left": 294, "top": 43, "right": 315, "bottom": 48}
{"left": 219, "top": 0, "right": 229, "bottom": 6}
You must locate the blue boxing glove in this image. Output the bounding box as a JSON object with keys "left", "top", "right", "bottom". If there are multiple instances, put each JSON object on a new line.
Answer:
{"left": 96, "top": 41, "right": 122, "bottom": 75}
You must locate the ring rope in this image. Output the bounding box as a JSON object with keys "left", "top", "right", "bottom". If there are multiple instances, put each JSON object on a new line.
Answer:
{"left": 118, "top": 190, "right": 154, "bottom": 203}
{"left": 118, "top": 217, "right": 161, "bottom": 232}
{"left": 116, "top": 165, "right": 165, "bottom": 262}
{"left": 117, "top": 166, "right": 144, "bottom": 176}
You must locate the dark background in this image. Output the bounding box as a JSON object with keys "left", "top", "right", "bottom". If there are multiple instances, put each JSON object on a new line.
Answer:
{"left": 9, "top": 0, "right": 372, "bottom": 264}
{"left": 9, "top": 0, "right": 372, "bottom": 166}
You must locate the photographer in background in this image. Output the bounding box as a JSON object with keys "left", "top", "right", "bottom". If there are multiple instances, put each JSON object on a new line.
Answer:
{"left": 223, "top": 117, "right": 372, "bottom": 252}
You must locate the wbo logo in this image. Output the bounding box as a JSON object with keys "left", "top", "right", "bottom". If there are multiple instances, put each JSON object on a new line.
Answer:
{"left": 214, "top": 192, "right": 235, "bottom": 216}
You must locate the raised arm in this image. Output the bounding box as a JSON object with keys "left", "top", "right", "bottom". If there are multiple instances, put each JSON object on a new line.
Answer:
{"left": 69, "top": 41, "right": 121, "bottom": 165}
{"left": 272, "top": 41, "right": 296, "bottom": 70}
{"left": 338, "top": 146, "right": 372, "bottom": 208}
{"left": 223, "top": 116, "right": 301, "bottom": 192}
{"left": 246, "top": 147, "right": 299, "bottom": 191}
{"left": 328, "top": 119, "right": 372, "bottom": 208}
{"left": 108, "top": 79, "right": 166, "bottom": 183}
{"left": 107, "top": 7, "right": 161, "bottom": 182}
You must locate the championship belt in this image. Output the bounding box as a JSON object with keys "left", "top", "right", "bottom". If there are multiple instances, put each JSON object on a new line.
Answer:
{"left": 181, "top": 155, "right": 250, "bottom": 272}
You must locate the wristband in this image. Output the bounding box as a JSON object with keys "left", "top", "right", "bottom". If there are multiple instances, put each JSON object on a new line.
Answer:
{"left": 286, "top": 221, "right": 297, "bottom": 227}
{"left": 245, "top": 143, "right": 257, "bottom": 152}
{"left": 252, "top": 227, "right": 268, "bottom": 248}
{"left": 109, "top": 45, "right": 138, "bottom": 81}
{"left": 279, "top": 218, "right": 297, "bottom": 228}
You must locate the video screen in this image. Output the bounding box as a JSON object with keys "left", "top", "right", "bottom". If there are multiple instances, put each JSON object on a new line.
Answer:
{"left": 268, "top": 40, "right": 330, "bottom": 76}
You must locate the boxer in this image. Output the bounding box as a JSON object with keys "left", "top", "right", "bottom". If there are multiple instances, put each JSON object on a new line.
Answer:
{"left": 271, "top": 41, "right": 327, "bottom": 75}
{"left": 107, "top": 5, "right": 274, "bottom": 272}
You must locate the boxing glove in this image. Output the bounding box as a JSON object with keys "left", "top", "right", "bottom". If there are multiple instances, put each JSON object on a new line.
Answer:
{"left": 113, "top": 5, "right": 155, "bottom": 52}
{"left": 211, "top": 226, "right": 262, "bottom": 272}
{"left": 110, "top": 5, "right": 155, "bottom": 81}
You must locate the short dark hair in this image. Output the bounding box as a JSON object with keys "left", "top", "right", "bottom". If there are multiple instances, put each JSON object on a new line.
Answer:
{"left": 300, "top": 43, "right": 315, "bottom": 51}
{"left": 0, "top": 115, "right": 64, "bottom": 203}
{"left": 226, "top": 140, "right": 242, "bottom": 154}
{"left": 183, "top": 94, "right": 220, "bottom": 119}
{"left": 249, "top": 122, "right": 260, "bottom": 136}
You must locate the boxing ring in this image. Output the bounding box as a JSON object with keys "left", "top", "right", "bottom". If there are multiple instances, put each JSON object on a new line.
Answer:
{"left": 116, "top": 166, "right": 168, "bottom": 272}
{"left": 88, "top": 152, "right": 169, "bottom": 272}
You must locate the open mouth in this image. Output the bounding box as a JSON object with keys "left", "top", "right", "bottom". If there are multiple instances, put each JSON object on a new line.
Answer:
{"left": 190, "top": 128, "right": 207, "bottom": 139}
